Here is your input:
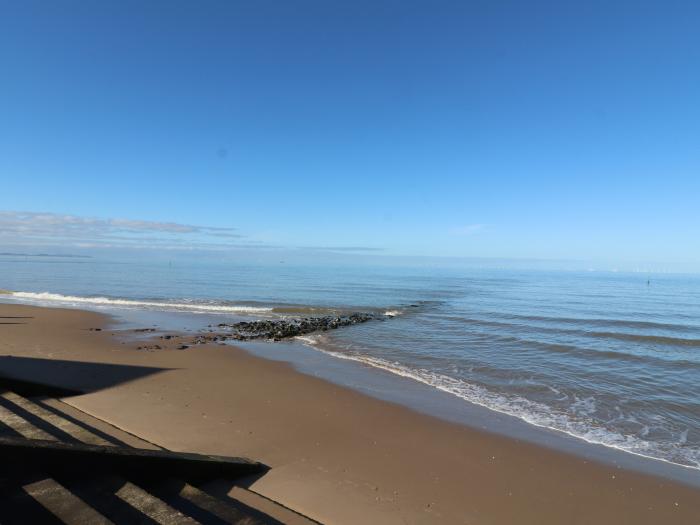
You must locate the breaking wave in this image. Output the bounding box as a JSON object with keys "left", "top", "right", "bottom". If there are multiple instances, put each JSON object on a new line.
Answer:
{"left": 296, "top": 335, "right": 700, "bottom": 470}
{"left": 7, "top": 291, "right": 273, "bottom": 314}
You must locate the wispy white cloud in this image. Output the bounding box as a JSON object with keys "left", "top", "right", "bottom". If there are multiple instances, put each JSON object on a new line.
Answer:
{"left": 449, "top": 224, "right": 484, "bottom": 236}
{"left": 0, "top": 211, "right": 394, "bottom": 255}
{"left": 0, "top": 211, "right": 246, "bottom": 250}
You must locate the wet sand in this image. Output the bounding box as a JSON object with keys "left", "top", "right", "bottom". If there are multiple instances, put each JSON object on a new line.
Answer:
{"left": 0, "top": 303, "right": 698, "bottom": 524}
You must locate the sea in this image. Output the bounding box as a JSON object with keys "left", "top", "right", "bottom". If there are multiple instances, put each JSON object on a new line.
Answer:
{"left": 1, "top": 254, "right": 699, "bottom": 478}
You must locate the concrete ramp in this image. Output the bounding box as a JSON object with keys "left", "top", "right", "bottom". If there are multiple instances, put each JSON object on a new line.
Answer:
{"left": 0, "top": 381, "right": 318, "bottom": 525}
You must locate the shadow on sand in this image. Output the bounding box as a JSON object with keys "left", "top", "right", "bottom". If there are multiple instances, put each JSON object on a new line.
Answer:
{"left": 0, "top": 356, "right": 172, "bottom": 396}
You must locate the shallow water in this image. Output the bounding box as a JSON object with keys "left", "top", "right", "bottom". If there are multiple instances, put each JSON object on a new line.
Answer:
{"left": 1, "top": 255, "right": 699, "bottom": 471}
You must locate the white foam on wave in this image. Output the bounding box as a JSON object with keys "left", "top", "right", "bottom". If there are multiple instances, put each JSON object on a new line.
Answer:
{"left": 296, "top": 338, "right": 700, "bottom": 470}
{"left": 9, "top": 291, "right": 272, "bottom": 314}
{"left": 295, "top": 334, "right": 324, "bottom": 345}
{"left": 383, "top": 310, "right": 403, "bottom": 317}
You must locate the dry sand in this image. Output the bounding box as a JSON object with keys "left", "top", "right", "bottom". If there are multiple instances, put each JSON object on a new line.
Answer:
{"left": 0, "top": 303, "right": 698, "bottom": 524}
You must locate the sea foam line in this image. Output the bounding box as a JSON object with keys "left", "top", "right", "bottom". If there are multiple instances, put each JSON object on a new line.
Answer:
{"left": 8, "top": 291, "right": 272, "bottom": 314}
{"left": 296, "top": 335, "right": 700, "bottom": 471}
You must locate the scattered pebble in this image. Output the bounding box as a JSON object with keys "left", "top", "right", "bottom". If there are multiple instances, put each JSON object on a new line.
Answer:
{"left": 137, "top": 344, "right": 161, "bottom": 351}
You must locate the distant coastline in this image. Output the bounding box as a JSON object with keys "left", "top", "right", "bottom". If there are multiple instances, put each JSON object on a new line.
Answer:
{"left": 0, "top": 252, "right": 92, "bottom": 258}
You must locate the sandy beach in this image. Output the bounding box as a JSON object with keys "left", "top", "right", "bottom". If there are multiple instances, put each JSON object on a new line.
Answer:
{"left": 0, "top": 302, "right": 698, "bottom": 525}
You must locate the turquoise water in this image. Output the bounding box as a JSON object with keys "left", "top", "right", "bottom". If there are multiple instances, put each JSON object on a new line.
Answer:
{"left": 1, "top": 255, "right": 699, "bottom": 470}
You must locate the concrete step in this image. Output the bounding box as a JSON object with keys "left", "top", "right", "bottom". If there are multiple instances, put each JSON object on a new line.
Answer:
{"left": 113, "top": 478, "right": 201, "bottom": 525}
{"left": 146, "top": 478, "right": 267, "bottom": 525}
{"left": 39, "top": 396, "right": 162, "bottom": 449}
{"left": 0, "top": 391, "right": 113, "bottom": 446}
{"left": 0, "top": 389, "right": 159, "bottom": 449}
{"left": 0, "top": 387, "right": 312, "bottom": 524}
{"left": 61, "top": 475, "right": 166, "bottom": 525}
{"left": 0, "top": 448, "right": 285, "bottom": 525}
{"left": 0, "top": 417, "right": 23, "bottom": 438}
{"left": 61, "top": 474, "right": 270, "bottom": 525}
{"left": 0, "top": 481, "right": 66, "bottom": 525}
{"left": 0, "top": 436, "right": 265, "bottom": 483}
{"left": 22, "top": 477, "right": 114, "bottom": 525}
{"left": 0, "top": 399, "right": 56, "bottom": 441}
{"left": 41, "top": 475, "right": 205, "bottom": 525}
{"left": 200, "top": 480, "right": 318, "bottom": 525}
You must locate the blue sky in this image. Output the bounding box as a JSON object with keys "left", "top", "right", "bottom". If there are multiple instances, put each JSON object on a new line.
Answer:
{"left": 1, "top": 1, "right": 699, "bottom": 266}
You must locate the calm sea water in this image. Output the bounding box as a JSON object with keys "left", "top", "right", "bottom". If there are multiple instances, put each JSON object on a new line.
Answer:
{"left": 1, "top": 255, "right": 699, "bottom": 470}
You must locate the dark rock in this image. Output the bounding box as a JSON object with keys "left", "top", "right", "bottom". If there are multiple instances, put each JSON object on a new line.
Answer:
{"left": 215, "top": 312, "right": 380, "bottom": 342}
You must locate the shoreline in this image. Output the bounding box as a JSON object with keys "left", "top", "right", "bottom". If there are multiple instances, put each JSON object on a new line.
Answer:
{"left": 236, "top": 339, "right": 700, "bottom": 485}
{"left": 1, "top": 302, "right": 699, "bottom": 524}
{"left": 4, "top": 286, "right": 699, "bottom": 474}
{"left": 4, "top": 295, "right": 698, "bottom": 480}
